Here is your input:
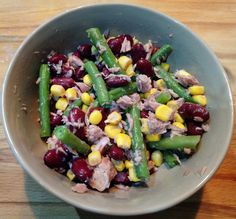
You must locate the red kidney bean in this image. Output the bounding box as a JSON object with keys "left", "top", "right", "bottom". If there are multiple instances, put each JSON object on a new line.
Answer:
{"left": 97, "top": 62, "right": 105, "bottom": 71}
{"left": 178, "top": 103, "right": 210, "bottom": 122}
{"left": 48, "top": 54, "right": 67, "bottom": 64}
{"left": 102, "top": 67, "right": 111, "bottom": 78}
{"left": 61, "top": 65, "right": 74, "bottom": 78}
{"left": 186, "top": 121, "right": 204, "bottom": 135}
{"left": 77, "top": 44, "right": 92, "bottom": 59}
{"left": 72, "top": 50, "right": 81, "bottom": 58}
{"left": 69, "top": 108, "right": 85, "bottom": 123}
{"left": 50, "top": 113, "right": 62, "bottom": 126}
{"left": 73, "top": 68, "right": 85, "bottom": 81}
{"left": 140, "top": 110, "right": 149, "bottom": 118}
{"left": 108, "top": 36, "right": 124, "bottom": 55}
{"left": 71, "top": 158, "right": 93, "bottom": 182}
{"left": 71, "top": 126, "right": 87, "bottom": 141}
{"left": 108, "top": 145, "right": 125, "bottom": 160}
{"left": 51, "top": 77, "right": 75, "bottom": 89}
{"left": 106, "top": 76, "right": 129, "bottom": 88}
{"left": 113, "top": 172, "right": 130, "bottom": 185}
{"left": 130, "top": 43, "right": 147, "bottom": 63}
{"left": 136, "top": 58, "right": 154, "bottom": 78}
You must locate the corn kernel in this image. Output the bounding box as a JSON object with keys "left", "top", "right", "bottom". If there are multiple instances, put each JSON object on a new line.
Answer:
{"left": 188, "top": 85, "right": 205, "bottom": 95}
{"left": 192, "top": 95, "right": 207, "bottom": 106}
{"left": 146, "top": 150, "right": 150, "bottom": 160}
{"left": 106, "top": 111, "right": 122, "bottom": 125}
{"left": 65, "top": 88, "right": 77, "bottom": 100}
{"left": 88, "top": 150, "right": 102, "bottom": 166}
{"left": 90, "top": 145, "right": 96, "bottom": 151}
{"left": 151, "top": 150, "right": 163, "bottom": 167}
{"left": 118, "top": 56, "right": 132, "bottom": 70}
{"left": 160, "top": 63, "right": 170, "bottom": 72}
{"left": 133, "top": 37, "right": 139, "bottom": 45}
{"left": 116, "top": 133, "right": 132, "bottom": 149}
{"left": 128, "top": 167, "right": 140, "bottom": 182}
{"left": 146, "top": 133, "right": 160, "bottom": 142}
{"left": 125, "top": 160, "right": 133, "bottom": 169}
{"left": 89, "top": 110, "right": 103, "bottom": 125}
{"left": 113, "top": 160, "right": 125, "bottom": 172}
{"left": 166, "top": 100, "right": 179, "bottom": 110}
{"left": 104, "top": 124, "right": 122, "bottom": 139}
{"left": 156, "top": 79, "right": 166, "bottom": 90}
{"left": 55, "top": 98, "right": 68, "bottom": 111}
{"left": 141, "top": 118, "right": 150, "bottom": 134}
{"left": 126, "top": 64, "right": 135, "bottom": 77}
{"left": 81, "top": 92, "right": 93, "bottom": 105}
{"left": 81, "top": 104, "right": 89, "bottom": 113}
{"left": 144, "top": 88, "right": 158, "bottom": 98}
{"left": 174, "top": 113, "right": 184, "bottom": 123}
{"left": 172, "top": 122, "right": 186, "bottom": 129}
{"left": 66, "top": 170, "right": 75, "bottom": 181}
{"left": 50, "top": 84, "right": 65, "bottom": 97}
{"left": 83, "top": 74, "right": 92, "bottom": 86}
{"left": 155, "top": 105, "right": 173, "bottom": 122}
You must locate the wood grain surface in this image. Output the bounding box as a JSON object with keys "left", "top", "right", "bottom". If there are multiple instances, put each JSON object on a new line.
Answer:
{"left": 0, "top": 0, "right": 235, "bottom": 218}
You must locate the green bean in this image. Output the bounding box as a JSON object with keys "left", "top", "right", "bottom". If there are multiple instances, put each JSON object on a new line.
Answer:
{"left": 86, "top": 28, "right": 126, "bottom": 74}
{"left": 148, "top": 135, "right": 201, "bottom": 150}
{"left": 130, "top": 105, "right": 150, "bottom": 181}
{"left": 151, "top": 44, "right": 173, "bottom": 65}
{"left": 63, "top": 99, "right": 82, "bottom": 116}
{"left": 84, "top": 61, "right": 110, "bottom": 106}
{"left": 109, "top": 82, "right": 138, "bottom": 101}
{"left": 39, "top": 64, "right": 51, "bottom": 137}
{"left": 53, "top": 126, "right": 91, "bottom": 155}
{"left": 163, "top": 151, "right": 179, "bottom": 168}
{"left": 156, "top": 91, "right": 171, "bottom": 104}
{"left": 154, "top": 66, "right": 196, "bottom": 103}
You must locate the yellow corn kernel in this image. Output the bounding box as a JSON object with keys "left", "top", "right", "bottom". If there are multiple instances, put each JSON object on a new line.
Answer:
{"left": 172, "top": 122, "right": 186, "bottom": 129}
{"left": 125, "top": 160, "right": 133, "bottom": 169}
{"left": 155, "top": 105, "right": 173, "bottom": 122}
{"left": 106, "top": 111, "right": 122, "bottom": 125}
{"left": 81, "top": 92, "right": 93, "bottom": 105}
{"left": 113, "top": 160, "right": 125, "bottom": 172}
{"left": 141, "top": 118, "right": 150, "bottom": 134}
{"left": 118, "top": 56, "right": 132, "bottom": 70}
{"left": 188, "top": 85, "right": 205, "bottom": 95}
{"left": 128, "top": 167, "right": 140, "bottom": 182}
{"left": 146, "top": 133, "right": 160, "bottom": 142}
{"left": 192, "top": 95, "right": 207, "bottom": 106}
{"left": 89, "top": 110, "right": 103, "bottom": 125}
{"left": 144, "top": 88, "right": 158, "bottom": 98}
{"left": 66, "top": 170, "right": 75, "bottom": 181}
{"left": 126, "top": 64, "right": 135, "bottom": 77}
{"left": 104, "top": 124, "right": 122, "bottom": 139}
{"left": 65, "top": 88, "right": 77, "bottom": 100}
{"left": 151, "top": 150, "right": 163, "bottom": 167}
{"left": 156, "top": 79, "right": 166, "bottom": 90}
{"left": 81, "top": 104, "right": 89, "bottom": 113}
{"left": 174, "top": 113, "right": 184, "bottom": 123}
{"left": 166, "top": 100, "right": 179, "bottom": 110}
{"left": 88, "top": 150, "right": 102, "bottom": 166}
{"left": 160, "top": 63, "right": 170, "bottom": 72}
{"left": 116, "top": 133, "right": 132, "bottom": 149}
{"left": 146, "top": 150, "right": 150, "bottom": 160}
{"left": 83, "top": 74, "right": 92, "bottom": 86}
{"left": 55, "top": 98, "right": 68, "bottom": 111}
{"left": 90, "top": 145, "right": 96, "bottom": 151}
{"left": 133, "top": 37, "right": 139, "bottom": 45}
{"left": 50, "top": 84, "right": 65, "bottom": 97}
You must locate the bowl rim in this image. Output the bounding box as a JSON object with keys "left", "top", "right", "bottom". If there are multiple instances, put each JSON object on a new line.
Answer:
{"left": 1, "top": 3, "right": 234, "bottom": 216}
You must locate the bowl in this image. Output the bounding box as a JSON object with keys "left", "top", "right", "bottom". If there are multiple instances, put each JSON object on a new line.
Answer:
{"left": 1, "top": 4, "right": 234, "bottom": 216}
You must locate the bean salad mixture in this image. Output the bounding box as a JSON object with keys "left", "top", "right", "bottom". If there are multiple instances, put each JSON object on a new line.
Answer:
{"left": 38, "top": 28, "right": 210, "bottom": 193}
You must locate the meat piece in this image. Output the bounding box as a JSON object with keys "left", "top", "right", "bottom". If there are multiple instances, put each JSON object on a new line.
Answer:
{"left": 89, "top": 157, "right": 117, "bottom": 192}
{"left": 86, "top": 125, "right": 104, "bottom": 143}
{"left": 144, "top": 40, "right": 153, "bottom": 60}
{"left": 126, "top": 113, "right": 134, "bottom": 135}
{"left": 93, "top": 136, "right": 110, "bottom": 153}
{"left": 68, "top": 55, "right": 84, "bottom": 69}
{"left": 75, "top": 82, "right": 91, "bottom": 93}
{"left": 136, "top": 74, "right": 152, "bottom": 93}
{"left": 147, "top": 112, "right": 170, "bottom": 134}
{"left": 142, "top": 95, "right": 161, "bottom": 112}
{"left": 120, "top": 37, "right": 132, "bottom": 53}
{"left": 175, "top": 70, "right": 199, "bottom": 87}
{"left": 169, "top": 124, "right": 187, "bottom": 137}
{"left": 71, "top": 183, "right": 89, "bottom": 193}
{"left": 116, "top": 93, "right": 140, "bottom": 109}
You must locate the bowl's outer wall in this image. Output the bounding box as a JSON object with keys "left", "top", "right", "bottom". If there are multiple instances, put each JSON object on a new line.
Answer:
{"left": 2, "top": 4, "right": 234, "bottom": 215}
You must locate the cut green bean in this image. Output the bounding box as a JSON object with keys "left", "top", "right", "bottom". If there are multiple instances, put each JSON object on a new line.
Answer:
{"left": 156, "top": 91, "right": 171, "bottom": 104}
{"left": 53, "top": 126, "right": 91, "bottom": 155}
{"left": 154, "top": 66, "right": 196, "bottom": 103}
{"left": 130, "top": 105, "right": 150, "bottom": 181}
{"left": 64, "top": 99, "right": 82, "bottom": 116}
{"left": 151, "top": 44, "right": 173, "bottom": 65}
{"left": 84, "top": 61, "right": 110, "bottom": 106}
{"left": 39, "top": 64, "right": 51, "bottom": 137}
{"left": 86, "top": 28, "right": 126, "bottom": 74}
{"left": 148, "top": 135, "right": 201, "bottom": 150}
{"left": 163, "top": 151, "right": 179, "bottom": 168}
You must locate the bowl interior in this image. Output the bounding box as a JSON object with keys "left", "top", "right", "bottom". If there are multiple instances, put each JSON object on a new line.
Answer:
{"left": 2, "top": 4, "right": 233, "bottom": 215}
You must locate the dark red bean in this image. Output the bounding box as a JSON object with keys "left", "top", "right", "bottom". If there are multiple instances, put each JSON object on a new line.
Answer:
{"left": 97, "top": 62, "right": 105, "bottom": 71}
{"left": 108, "top": 36, "right": 124, "bottom": 55}
{"left": 108, "top": 145, "right": 125, "bottom": 161}
{"left": 186, "top": 121, "right": 204, "bottom": 135}
{"left": 77, "top": 44, "right": 92, "bottom": 59}
{"left": 71, "top": 158, "right": 93, "bottom": 182}
{"left": 73, "top": 68, "right": 85, "bottom": 81}
{"left": 70, "top": 126, "right": 87, "bottom": 141}
{"left": 72, "top": 50, "right": 81, "bottom": 58}
{"left": 178, "top": 103, "right": 210, "bottom": 122}
{"left": 102, "top": 67, "right": 111, "bottom": 78}
{"left": 51, "top": 78, "right": 75, "bottom": 89}
{"left": 140, "top": 110, "right": 149, "bottom": 118}
{"left": 50, "top": 113, "right": 62, "bottom": 126}
{"left": 61, "top": 65, "right": 74, "bottom": 78}
{"left": 68, "top": 107, "right": 85, "bottom": 123}
{"left": 48, "top": 54, "right": 67, "bottom": 64}
{"left": 106, "top": 76, "right": 129, "bottom": 88}
{"left": 113, "top": 172, "right": 130, "bottom": 185}
{"left": 130, "top": 43, "right": 147, "bottom": 63}
{"left": 136, "top": 58, "right": 154, "bottom": 78}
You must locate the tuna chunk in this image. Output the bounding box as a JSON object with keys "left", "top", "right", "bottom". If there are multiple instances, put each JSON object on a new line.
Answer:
{"left": 175, "top": 70, "right": 199, "bottom": 87}
{"left": 136, "top": 74, "right": 152, "bottom": 93}
{"left": 116, "top": 93, "right": 140, "bottom": 109}
{"left": 71, "top": 183, "right": 89, "bottom": 193}
{"left": 86, "top": 125, "right": 104, "bottom": 143}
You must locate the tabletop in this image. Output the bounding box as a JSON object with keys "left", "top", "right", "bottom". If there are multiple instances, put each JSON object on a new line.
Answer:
{"left": 0, "top": 0, "right": 235, "bottom": 218}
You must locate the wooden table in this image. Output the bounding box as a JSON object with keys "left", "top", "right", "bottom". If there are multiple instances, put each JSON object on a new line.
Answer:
{"left": 0, "top": 0, "right": 235, "bottom": 218}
